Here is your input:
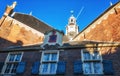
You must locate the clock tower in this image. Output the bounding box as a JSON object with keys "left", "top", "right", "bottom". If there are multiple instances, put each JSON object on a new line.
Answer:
{"left": 66, "top": 11, "right": 79, "bottom": 41}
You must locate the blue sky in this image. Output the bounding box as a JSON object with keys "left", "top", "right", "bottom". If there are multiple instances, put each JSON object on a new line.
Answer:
{"left": 0, "top": 0, "right": 118, "bottom": 32}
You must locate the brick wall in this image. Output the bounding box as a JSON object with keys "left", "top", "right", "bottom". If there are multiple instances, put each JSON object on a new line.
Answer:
{"left": 0, "top": 46, "right": 118, "bottom": 76}
{"left": 74, "top": 7, "right": 120, "bottom": 42}
{"left": 0, "top": 16, "right": 44, "bottom": 48}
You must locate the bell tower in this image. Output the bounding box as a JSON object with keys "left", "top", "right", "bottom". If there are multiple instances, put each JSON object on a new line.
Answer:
{"left": 66, "top": 11, "right": 79, "bottom": 41}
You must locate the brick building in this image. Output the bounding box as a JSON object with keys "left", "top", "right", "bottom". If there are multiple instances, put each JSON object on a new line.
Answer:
{"left": 0, "top": 1, "right": 53, "bottom": 48}
{"left": 0, "top": 1, "right": 120, "bottom": 76}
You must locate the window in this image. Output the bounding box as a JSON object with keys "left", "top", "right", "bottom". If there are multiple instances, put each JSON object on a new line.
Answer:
{"left": 40, "top": 51, "right": 59, "bottom": 75}
{"left": 71, "top": 19, "right": 73, "bottom": 22}
{"left": 2, "top": 52, "right": 23, "bottom": 74}
{"left": 81, "top": 49, "right": 103, "bottom": 75}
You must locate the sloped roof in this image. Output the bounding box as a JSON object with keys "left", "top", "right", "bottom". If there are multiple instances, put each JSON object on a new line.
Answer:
{"left": 13, "top": 13, "right": 53, "bottom": 33}
{"left": 61, "top": 40, "right": 120, "bottom": 49}
{"left": 1, "top": 40, "right": 120, "bottom": 52}
{"left": 1, "top": 44, "right": 42, "bottom": 52}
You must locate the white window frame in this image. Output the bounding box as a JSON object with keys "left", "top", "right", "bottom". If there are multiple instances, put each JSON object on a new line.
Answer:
{"left": 2, "top": 52, "right": 23, "bottom": 75}
{"left": 40, "top": 50, "right": 59, "bottom": 75}
{"left": 81, "top": 48, "right": 103, "bottom": 75}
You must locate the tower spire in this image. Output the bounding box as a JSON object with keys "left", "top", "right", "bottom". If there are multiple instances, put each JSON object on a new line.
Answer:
{"left": 66, "top": 11, "right": 79, "bottom": 41}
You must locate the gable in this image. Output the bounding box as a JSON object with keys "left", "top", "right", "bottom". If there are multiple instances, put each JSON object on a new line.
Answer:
{"left": 41, "top": 30, "right": 63, "bottom": 49}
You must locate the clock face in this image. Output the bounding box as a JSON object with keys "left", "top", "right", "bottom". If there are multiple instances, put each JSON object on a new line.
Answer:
{"left": 68, "top": 26, "right": 75, "bottom": 32}
{"left": 70, "top": 33, "right": 73, "bottom": 36}
{"left": 69, "top": 32, "right": 74, "bottom": 37}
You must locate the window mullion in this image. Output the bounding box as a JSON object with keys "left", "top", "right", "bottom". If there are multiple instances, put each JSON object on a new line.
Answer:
{"left": 57, "top": 51, "right": 59, "bottom": 61}
{"left": 9, "top": 64, "right": 13, "bottom": 74}
{"left": 14, "top": 54, "right": 17, "bottom": 62}
{"left": 81, "top": 50, "right": 84, "bottom": 61}
{"left": 91, "top": 62, "right": 94, "bottom": 74}
{"left": 20, "top": 52, "right": 23, "bottom": 61}
{"left": 50, "top": 54, "right": 52, "bottom": 61}
{"left": 48, "top": 63, "right": 51, "bottom": 74}
{"left": 6, "top": 54, "right": 10, "bottom": 62}
{"left": 81, "top": 50, "right": 85, "bottom": 74}
{"left": 90, "top": 53, "right": 92, "bottom": 60}
{"left": 48, "top": 54, "right": 51, "bottom": 74}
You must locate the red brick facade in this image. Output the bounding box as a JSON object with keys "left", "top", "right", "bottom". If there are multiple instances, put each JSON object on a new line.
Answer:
{"left": 0, "top": 1, "right": 120, "bottom": 76}
{"left": 74, "top": 3, "right": 120, "bottom": 42}
{"left": 0, "top": 46, "right": 120, "bottom": 76}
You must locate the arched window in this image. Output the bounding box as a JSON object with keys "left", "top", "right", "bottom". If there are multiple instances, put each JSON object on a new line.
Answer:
{"left": 71, "top": 19, "right": 73, "bottom": 22}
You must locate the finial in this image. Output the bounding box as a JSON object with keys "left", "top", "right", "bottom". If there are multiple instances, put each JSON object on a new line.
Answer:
{"left": 70, "top": 10, "right": 74, "bottom": 15}
{"left": 110, "top": 1, "right": 113, "bottom": 6}
{"left": 11, "top": 1, "right": 17, "bottom": 8}
{"left": 29, "top": 11, "right": 32, "bottom": 15}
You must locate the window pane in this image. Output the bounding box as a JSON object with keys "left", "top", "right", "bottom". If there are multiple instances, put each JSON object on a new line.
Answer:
{"left": 93, "top": 62, "right": 102, "bottom": 74}
{"left": 41, "top": 63, "right": 49, "bottom": 74}
{"left": 92, "top": 51, "right": 100, "bottom": 60}
{"left": 83, "top": 52, "right": 91, "bottom": 60}
{"left": 43, "top": 54, "right": 50, "bottom": 61}
{"left": 11, "top": 64, "right": 18, "bottom": 73}
{"left": 51, "top": 53, "right": 57, "bottom": 61}
{"left": 84, "top": 62, "right": 92, "bottom": 74}
{"left": 15, "top": 54, "right": 21, "bottom": 61}
{"left": 9, "top": 54, "right": 15, "bottom": 61}
{"left": 50, "top": 63, "right": 56, "bottom": 74}
{"left": 5, "top": 64, "right": 12, "bottom": 73}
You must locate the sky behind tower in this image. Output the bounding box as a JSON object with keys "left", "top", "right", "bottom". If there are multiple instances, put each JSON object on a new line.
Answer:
{"left": 0, "top": 0, "right": 119, "bottom": 33}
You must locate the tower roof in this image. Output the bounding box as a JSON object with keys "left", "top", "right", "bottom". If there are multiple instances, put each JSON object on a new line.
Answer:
{"left": 70, "top": 15, "right": 76, "bottom": 19}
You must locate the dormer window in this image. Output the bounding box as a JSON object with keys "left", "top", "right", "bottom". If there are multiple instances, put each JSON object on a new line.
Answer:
{"left": 43, "top": 30, "right": 63, "bottom": 46}
{"left": 48, "top": 31, "right": 57, "bottom": 43}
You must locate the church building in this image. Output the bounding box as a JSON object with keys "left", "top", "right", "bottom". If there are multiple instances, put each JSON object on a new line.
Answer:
{"left": 0, "top": 1, "right": 120, "bottom": 76}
